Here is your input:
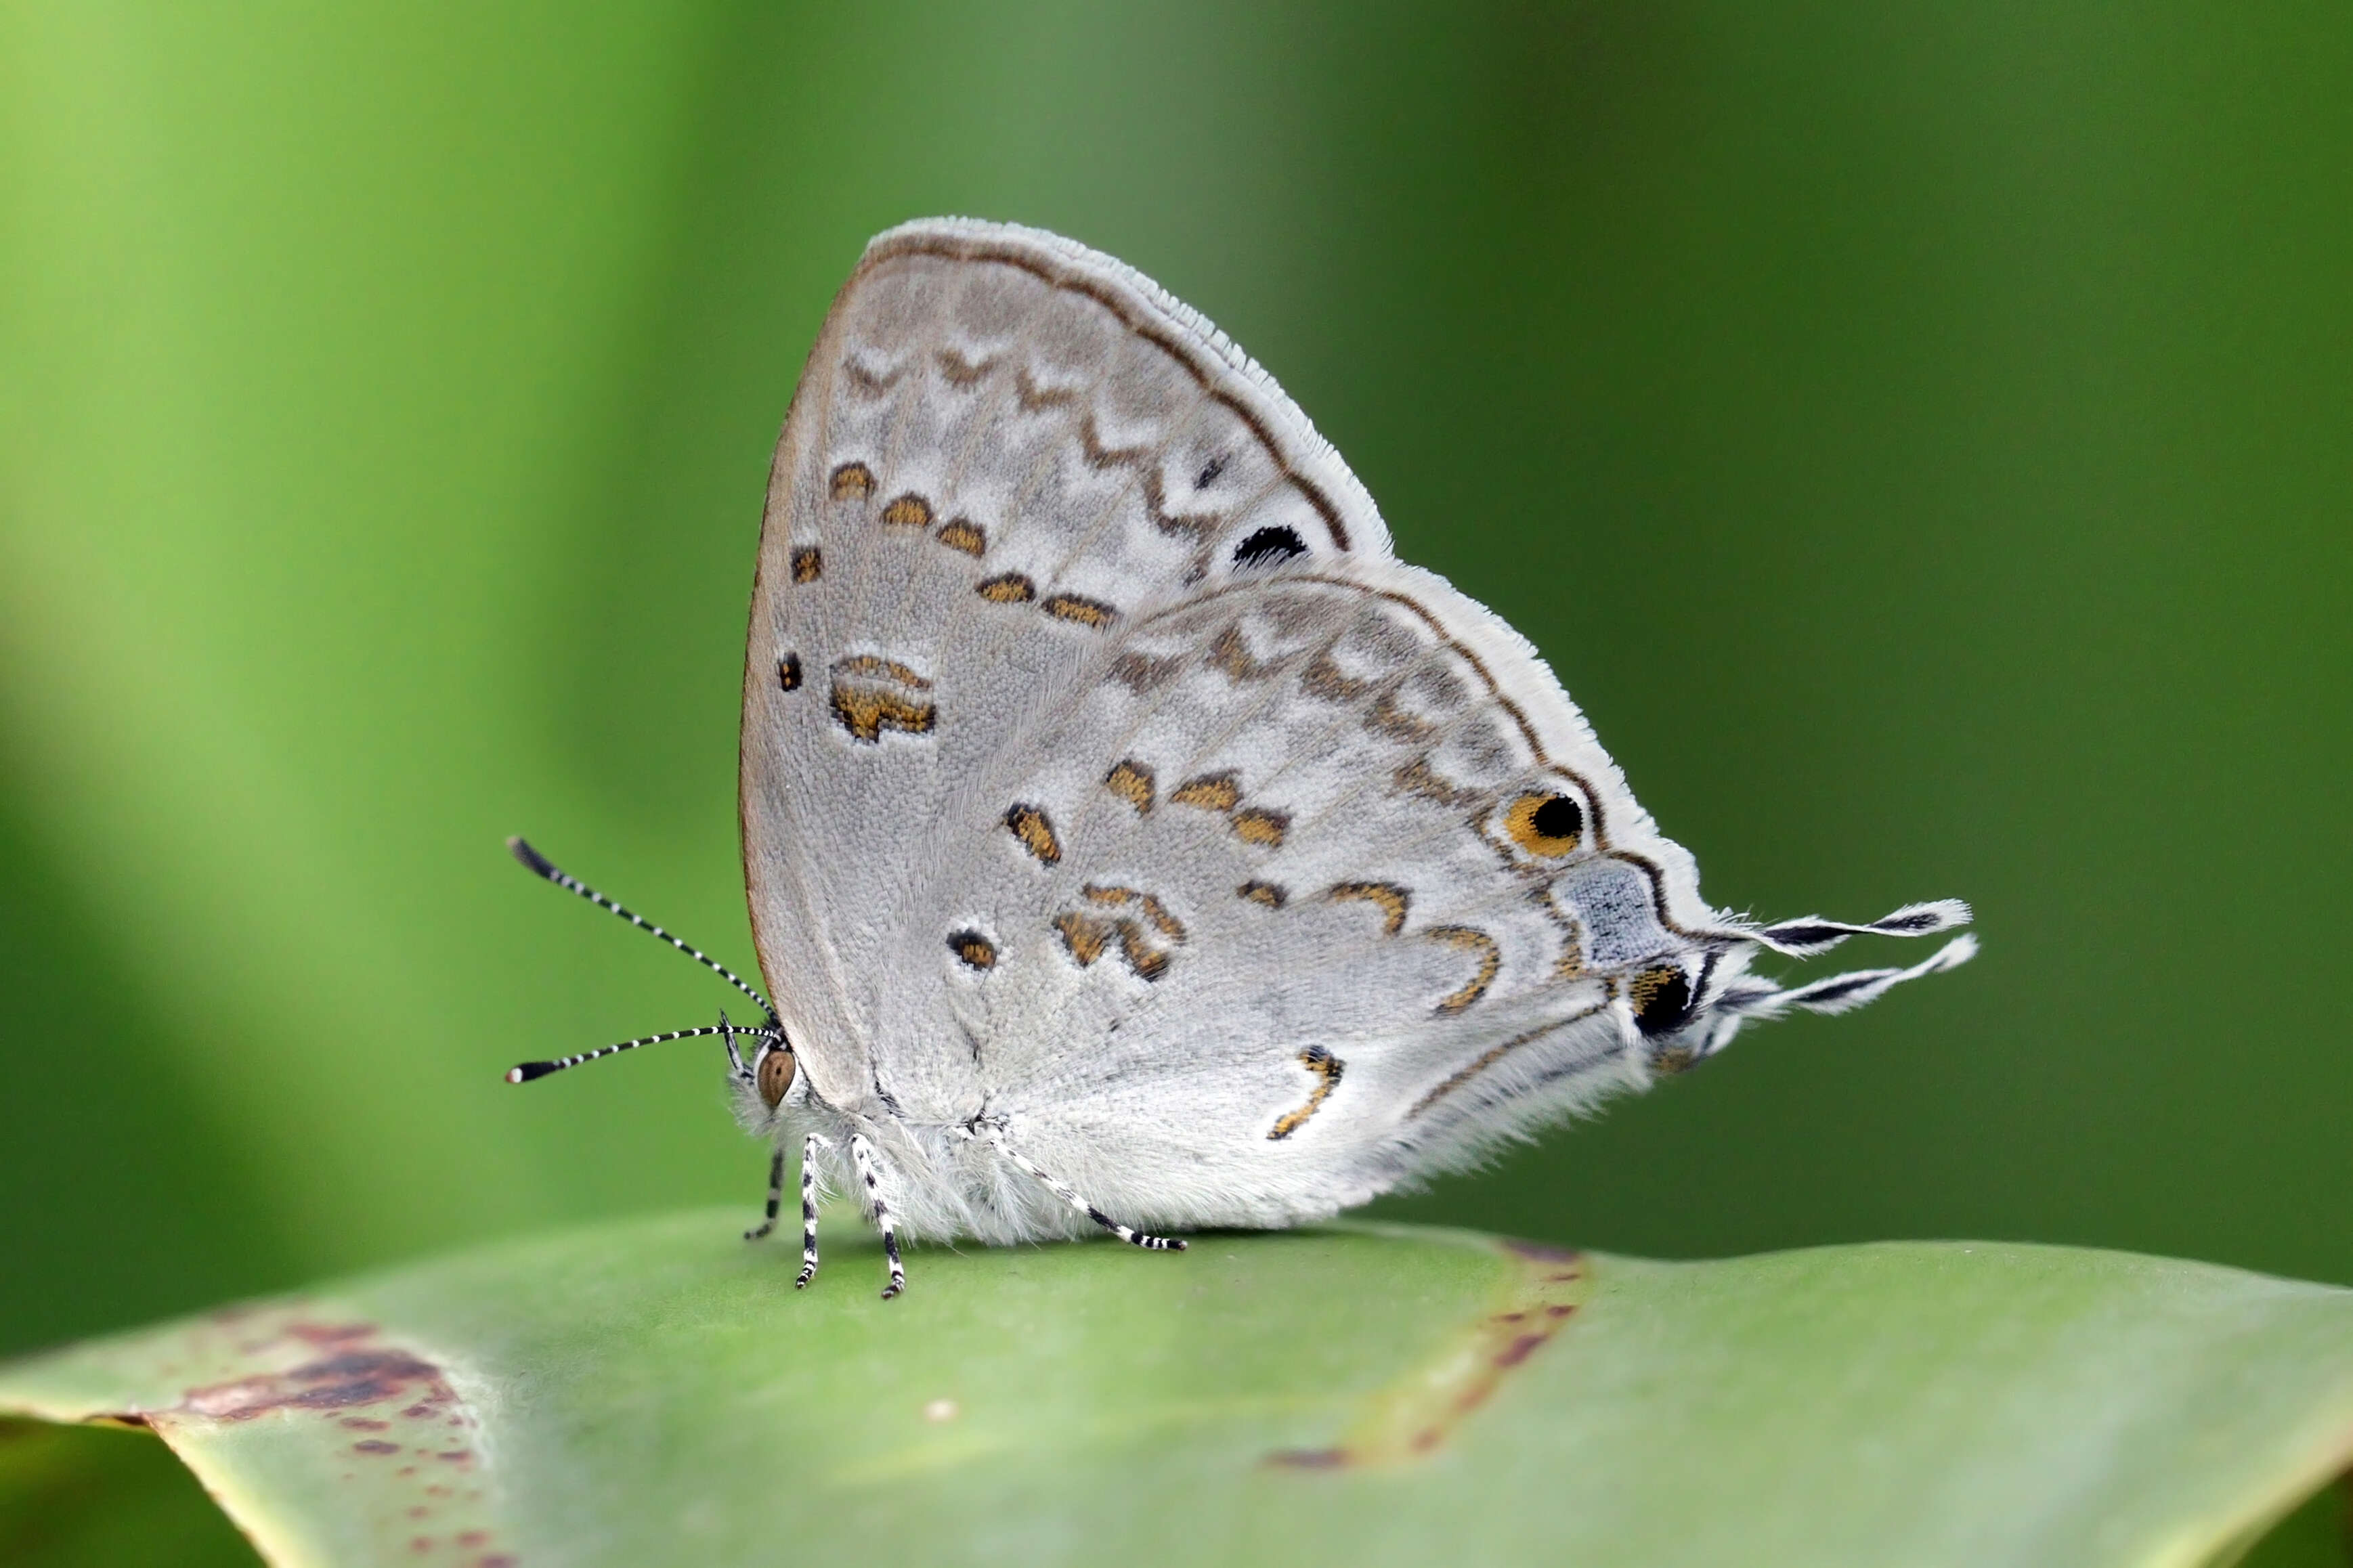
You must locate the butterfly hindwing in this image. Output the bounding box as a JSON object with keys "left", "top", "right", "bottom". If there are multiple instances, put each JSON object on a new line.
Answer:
{"left": 902, "top": 557, "right": 1739, "bottom": 1225}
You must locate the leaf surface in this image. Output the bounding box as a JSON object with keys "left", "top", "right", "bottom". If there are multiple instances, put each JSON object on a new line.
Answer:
{"left": 5, "top": 1215, "right": 2352, "bottom": 1567}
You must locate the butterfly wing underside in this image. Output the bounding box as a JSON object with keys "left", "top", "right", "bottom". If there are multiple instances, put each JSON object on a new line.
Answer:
{"left": 744, "top": 219, "right": 1762, "bottom": 1231}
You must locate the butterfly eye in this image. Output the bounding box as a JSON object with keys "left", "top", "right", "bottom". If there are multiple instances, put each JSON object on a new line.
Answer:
{"left": 1503, "top": 790, "right": 1586, "bottom": 857}
{"left": 1629, "top": 964, "right": 1697, "bottom": 1038}
{"left": 755, "top": 1045, "right": 797, "bottom": 1109}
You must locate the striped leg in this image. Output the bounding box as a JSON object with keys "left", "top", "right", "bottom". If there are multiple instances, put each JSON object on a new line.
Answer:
{"left": 796, "top": 1133, "right": 825, "bottom": 1289}
{"left": 744, "top": 1146, "right": 785, "bottom": 1242}
{"left": 848, "top": 1133, "right": 906, "bottom": 1300}
{"left": 959, "top": 1125, "right": 1186, "bottom": 1252}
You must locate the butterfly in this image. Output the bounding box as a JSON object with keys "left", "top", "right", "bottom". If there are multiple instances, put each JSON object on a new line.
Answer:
{"left": 506, "top": 219, "right": 1974, "bottom": 1299}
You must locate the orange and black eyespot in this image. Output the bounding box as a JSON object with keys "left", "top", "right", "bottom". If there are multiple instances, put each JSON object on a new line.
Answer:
{"left": 777, "top": 653, "right": 802, "bottom": 692}
{"left": 947, "top": 929, "right": 997, "bottom": 970}
{"left": 1503, "top": 790, "right": 1586, "bottom": 857}
{"left": 755, "top": 1045, "right": 798, "bottom": 1108}
{"left": 1629, "top": 964, "right": 1696, "bottom": 1038}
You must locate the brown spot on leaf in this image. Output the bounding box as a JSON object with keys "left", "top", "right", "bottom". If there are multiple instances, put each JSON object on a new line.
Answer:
{"left": 1494, "top": 1333, "right": 1549, "bottom": 1368}
{"left": 1264, "top": 1242, "right": 1587, "bottom": 1468}
{"left": 186, "top": 1348, "right": 441, "bottom": 1420}
{"left": 90, "top": 1309, "right": 514, "bottom": 1567}
{"left": 1268, "top": 1447, "right": 1347, "bottom": 1471}
{"left": 287, "top": 1322, "right": 374, "bottom": 1347}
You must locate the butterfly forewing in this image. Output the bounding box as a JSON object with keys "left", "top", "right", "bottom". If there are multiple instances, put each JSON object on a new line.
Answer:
{"left": 745, "top": 223, "right": 1396, "bottom": 1119}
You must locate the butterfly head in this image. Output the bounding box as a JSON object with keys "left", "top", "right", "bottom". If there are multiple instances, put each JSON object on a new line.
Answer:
{"left": 726, "top": 1013, "right": 802, "bottom": 1132}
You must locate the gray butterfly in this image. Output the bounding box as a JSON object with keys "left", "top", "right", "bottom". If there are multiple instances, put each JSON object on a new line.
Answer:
{"left": 509, "top": 219, "right": 1973, "bottom": 1299}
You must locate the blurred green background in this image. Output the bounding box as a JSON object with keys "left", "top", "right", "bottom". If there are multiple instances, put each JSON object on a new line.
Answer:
{"left": 2, "top": 1, "right": 2347, "bottom": 1360}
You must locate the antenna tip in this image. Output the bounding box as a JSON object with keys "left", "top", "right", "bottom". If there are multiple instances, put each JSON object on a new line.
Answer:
{"left": 508, "top": 1061, "right": 557, "bottom": 1084}
{"left": 507, "top": 837, "right": 555, "bottom": 878}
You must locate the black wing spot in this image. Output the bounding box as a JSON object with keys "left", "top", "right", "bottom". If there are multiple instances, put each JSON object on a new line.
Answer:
{"left": 1531, "top": 794, "right": 1582, "bottom": 842}
{"left": 1232, "top": 525, "right": 1307, "bottom": 569}
{"left": 1631, "top": 966, "right": 1696, "bottom": 1037}
{"left": 1196, "top": 454, "right": 1228, "bottom": 489}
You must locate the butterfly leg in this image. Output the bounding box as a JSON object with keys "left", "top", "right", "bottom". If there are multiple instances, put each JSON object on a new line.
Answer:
{"left": 848, "top": 1133, "right": 906, "bottom": 1299}
{"left": 796, "top": 1132, "right": 827, "bottom": 1288}
{"left": 744, "top": 1145, "right": 785, "bottom": 1241}
{"left": 959, "top": 1125, "right": 1187, "bottom": 1252}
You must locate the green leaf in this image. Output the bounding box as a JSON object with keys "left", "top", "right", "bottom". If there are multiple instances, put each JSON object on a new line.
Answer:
{"left": 5, "top": 1215, "right": 2352, "bottom": 1567}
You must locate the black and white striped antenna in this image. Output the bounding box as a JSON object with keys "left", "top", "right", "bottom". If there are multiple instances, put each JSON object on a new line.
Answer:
{"left": 504, "top": 837, "right": 778, "bottom": 1085}
{"left": 506, "top": 1022, "right": 752, "bottom": 1084}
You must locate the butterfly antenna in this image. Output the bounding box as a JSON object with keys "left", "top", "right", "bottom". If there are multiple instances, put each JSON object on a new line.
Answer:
{"left": 508, "top": 1022, "right": 767, "bottom": 1085}
{"left": 507, "top": 836, "right": 773, "bottom": 1015}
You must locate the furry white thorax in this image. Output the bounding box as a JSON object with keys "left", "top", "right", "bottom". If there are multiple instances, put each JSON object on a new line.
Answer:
{"left": 722, "top": 218, "right": 1973, "bottom": 1265}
